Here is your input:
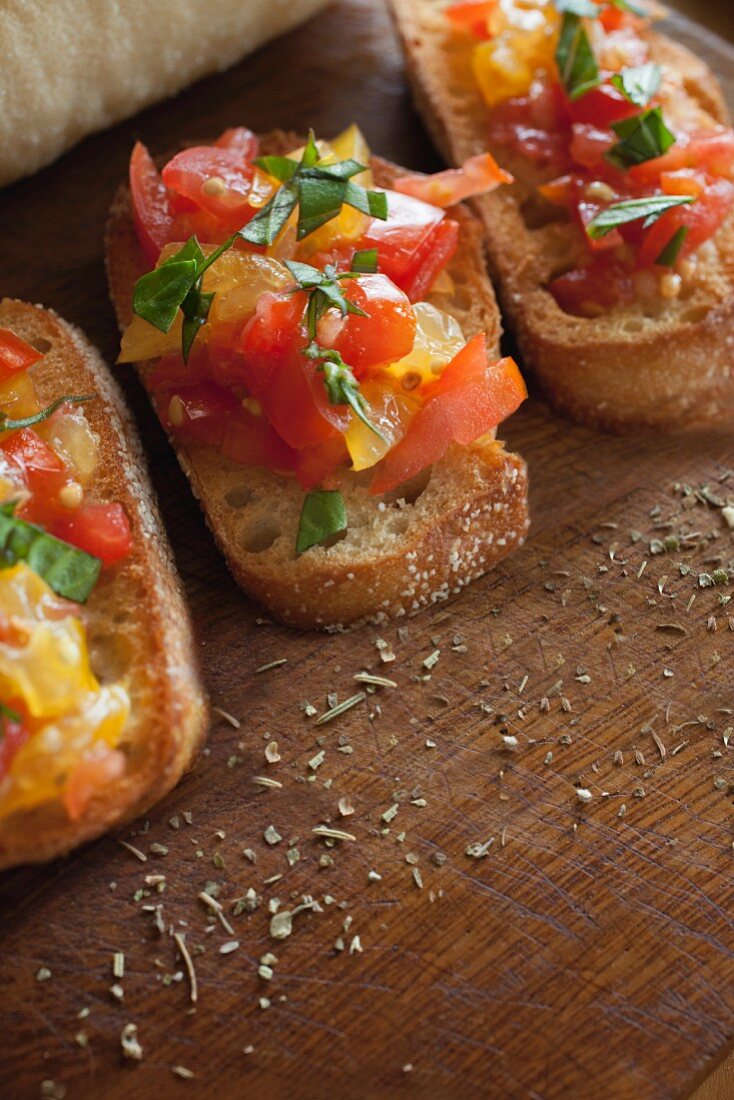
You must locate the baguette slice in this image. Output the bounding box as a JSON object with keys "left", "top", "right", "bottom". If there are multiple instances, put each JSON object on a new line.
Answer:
{"left": 106, "top": 132, "right": 529, "bottom": 630}
{"left": 0, "top": 300, "right": 207, "bottom": 870}
{"left": 390, "top": 0, "right": 734, "bottom": 433}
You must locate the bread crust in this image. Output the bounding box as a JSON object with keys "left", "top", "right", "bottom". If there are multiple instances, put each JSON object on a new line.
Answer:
{"left": 0, "top": 300, "right": 208, "bottom": 869}
{"left": 389, "top": 0, "right": 734, "bottom": 433}
{"left": 105, "top": 132, "right": 529, "bottom": 629}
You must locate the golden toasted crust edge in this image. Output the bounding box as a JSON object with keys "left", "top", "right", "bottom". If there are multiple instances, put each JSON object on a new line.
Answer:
{"left": 389, "top": 0, "right": 734, "bottom": 432}
{"left": 0, "top": 300, "right": 208, "bottom": 869}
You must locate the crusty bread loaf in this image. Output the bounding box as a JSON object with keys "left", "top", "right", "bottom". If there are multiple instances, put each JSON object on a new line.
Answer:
{"left": 105, "top": 132, "right": 529, "bottom": 630}
{"left": 0, "top": 0, "right": 331, "bottom": 187}
{"left": 390, "top": 0, "right": 734, "bottom": 433}
{"left": 0, "top": 300, "right": 207, "bottom": 869}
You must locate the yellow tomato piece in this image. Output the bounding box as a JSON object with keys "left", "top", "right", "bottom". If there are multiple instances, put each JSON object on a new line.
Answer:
{"left": 118, "top": 313, "right": 183, "bottom": 363}
{"left": 206, "top": 254, "right": 292, "bottom": 326}
{"left": 0, "top": 371, "right": 40, "bottom": 425}
{"left": 0, "top": 564, "right": 98, "bottom": 720}
{"left": 473, "top": 0, "right": 559, "bottom": 107}
{"left": 0, "top": 686, "right": 130, "bottom": 818}
{"left": 39, "top": 409, "right": 98, "bottom": 486}
{"left": 346, "top": 380, "right": 419, "bottom": 472}
{"left": 386, "top": 302, "right": 465, "bottom": 388}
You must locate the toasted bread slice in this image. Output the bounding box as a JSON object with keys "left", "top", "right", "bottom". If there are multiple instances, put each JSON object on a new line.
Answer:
{"left": 105, "top": 132, "right": 529, "bottom": 630}
{"left": 390, "top": 0, "right": 734, "bottom": 433}
{"left": 0, "top": 300, "right": 207, "bottom": 869}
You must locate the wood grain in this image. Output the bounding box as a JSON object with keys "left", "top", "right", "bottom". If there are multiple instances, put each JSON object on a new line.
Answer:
{"left": 0, "top": 3, "right": 733, "bottom": 1099}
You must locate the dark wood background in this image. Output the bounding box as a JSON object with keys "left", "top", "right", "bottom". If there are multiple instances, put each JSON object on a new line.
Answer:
{"left": 0, "top": 2, "right": 733, "bottom": 1098}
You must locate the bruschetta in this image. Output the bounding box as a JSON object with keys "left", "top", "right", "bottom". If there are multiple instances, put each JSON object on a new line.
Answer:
{"left": 0, "top": 300, "right": 207, "bottom": 870}
{"left": 390, "top": 0, "right": 734, "bottom": 432}
{"left": 105, "top": 125, "right": 530, "bottom": 629}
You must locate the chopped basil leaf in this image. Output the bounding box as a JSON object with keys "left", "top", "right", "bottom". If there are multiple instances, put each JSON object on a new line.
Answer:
{"left": 251, "top": 155, "right": 300, "bottom": 183}
{"left": 606, "top": 106, "right": 676, "bottom": 169}
{"left": 240, "top": 180, "right": 299, "bottom": 247}
{"left": 305, "top": 343, "right": 388, "bottom": 443}
{"left": 296, "top": 490, "right": 347, "bottom": 555}
{"left": 132, "top": 259, "right": 198, "bottom": 334}
{"left": 586, "top": 194, "right": 695, "bottom": 239}
{"left": 351, "top": 248, "right": 378, "bottom": 273}
{"left": 0, "top": 503, "right": 101, "bottom": 602}
{"left": 556, "top": 12, "right": 600, "bottom": 101}
{"left": 555, "top": 0, "right": 598, "bottom": 16}
{"left": 0, "top": 394, "right": 93, "bottom": 433}
{"left": 611, "top": 62, "right": 662, "bottom": 108}
{"left": 181, "top": 280, "right": 214, "bottom": 363}
{"left": 655, "top": 225, "right": 689, "bottom": 267}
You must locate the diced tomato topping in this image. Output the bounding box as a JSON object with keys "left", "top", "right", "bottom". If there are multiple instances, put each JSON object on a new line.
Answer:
{"left": 0, "top": 714, "right": 30, "bottom": 784}
{"left": 370, "top": 339, "right": 527, "bottom": 494}
{"left": 159, "top": 382, "right": 242, "bottom": 446}
{"left": 328, "top": 275, "right": 416, "bottom": 375}
{"left": 53, "top": 503, "right": 133, "bottom": 568}
{"left": 63, "top": 746, "right": 126, "bottom": 822}
{"left": 129, "top": 141, "right": 176, "bottom": 265}
{"left": 445, "top": 1, "right": 495, "bottom": 38}
{"left": 637, "top": 176, "right": 734, "bottom": 268}
{"left": 240, "top": 293, "right": 349, "bottom": 450}
{"left": 629, "top": 129, "right": 734, "bottom": 186}
{"left": 549, "top": 259, "right": 636, "bottom": 316}
{"left": 567, "top": 84, "right": 640, "bottom": 129}
{"left": 399, "top": 219, "right": 461, "bottom": 302}
{"left": 214, "top": 127, "right": 260, "bottom": 157}
{"left": 569, "top": 123, "right": 615, "bottom": 170}
{"left": 394, "top": 153, "right": 513, "bottom": 208}
{"left": 359, "top": 190, "right": 445, "bottom": 287}
{"left": 162, "top": 146, "right": 257, "bottom": 231}
{"left": 0, "top": 330, "right": 42, "bottom": 383}
{"left": 1, "top": 429, "right": 68, "bottom": 522}
{"left": 293, "top": 437, "right": 350, "bottom": 490}
{"left": 221, "top": 407, "right": 296, "bottom": 474}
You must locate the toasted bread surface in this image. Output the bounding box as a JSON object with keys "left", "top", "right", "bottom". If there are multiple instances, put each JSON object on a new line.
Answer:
{"left": 390, "top": 0, "right": 734, "bottom": 432}
{"left": 0, "top": 300, "right": 208, "bottom": 869}
{"left": 105, "top": 132, "right": 529, "bottom": 630}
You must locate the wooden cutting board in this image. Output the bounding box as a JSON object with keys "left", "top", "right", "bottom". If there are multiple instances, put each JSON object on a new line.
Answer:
{"left": 0, "top": 3, "right": 733, "bottom": 1098}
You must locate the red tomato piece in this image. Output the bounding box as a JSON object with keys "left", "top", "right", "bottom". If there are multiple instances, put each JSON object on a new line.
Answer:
{"left": 327, "top": 274, "right": 416, "bottom": 375}
{"left": 370, "top": 338, "right": 527, "bottom": 494}
{"left": 0, "top": 713, "right": 29, "bottom": 783}
{"left": 160, "top": 382, "right": 242, "bottom": 446}
{"left": 54, "top": 503, "right": 133, "bottom": 568}
{"left": 162, "top": 146, "right": 256, "bottom": 229}
{"left": 394, "top": 153, "right": 513, "bottom": 208}
{"left": 293, "top": 437, "right": 350, "bottom": 490}
{"left": 629, "top": 129, "right": 734, "bottom": 185}
{"left": 214, "top": 127, "right": 259, "bottom": 158}
{"left": 240, "top": 293, "right": 349, "bottom": 450}
{"left": 2, "top": 429, "right": 67, "bottom": 521}
{"left": 63, "top": 746, "right": 126, "bottom": 822}
{"left": 129, "top": 141, "right": 176, "bottom": 265}
{"left": 567, "top": 83, "right": 640, "bottom": 128}
{"left": 660, "top": 169, "right": 706, "bottom": 198}
{"left": 637, "top": 176, "right": 734, "bottom": 268}
{"left": 549, "top": 258, "right": 636, "bottom": 316}
{"left": 570, "top": 123, "right": 615, "bottom": 170}
{"left": 221, "top": 407, "right": 296, "bottom": 474}
{"left": 358, "top": 190, "right": 445, "bottom": 286}
{"left": 445, "top": 0, "right": 496, "bottom": 37}
{"left": 0, "top": 329, "right": 42, "bottom": 382}
{"left": 397, "top": 219, "right": 460, "bottom": 303}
